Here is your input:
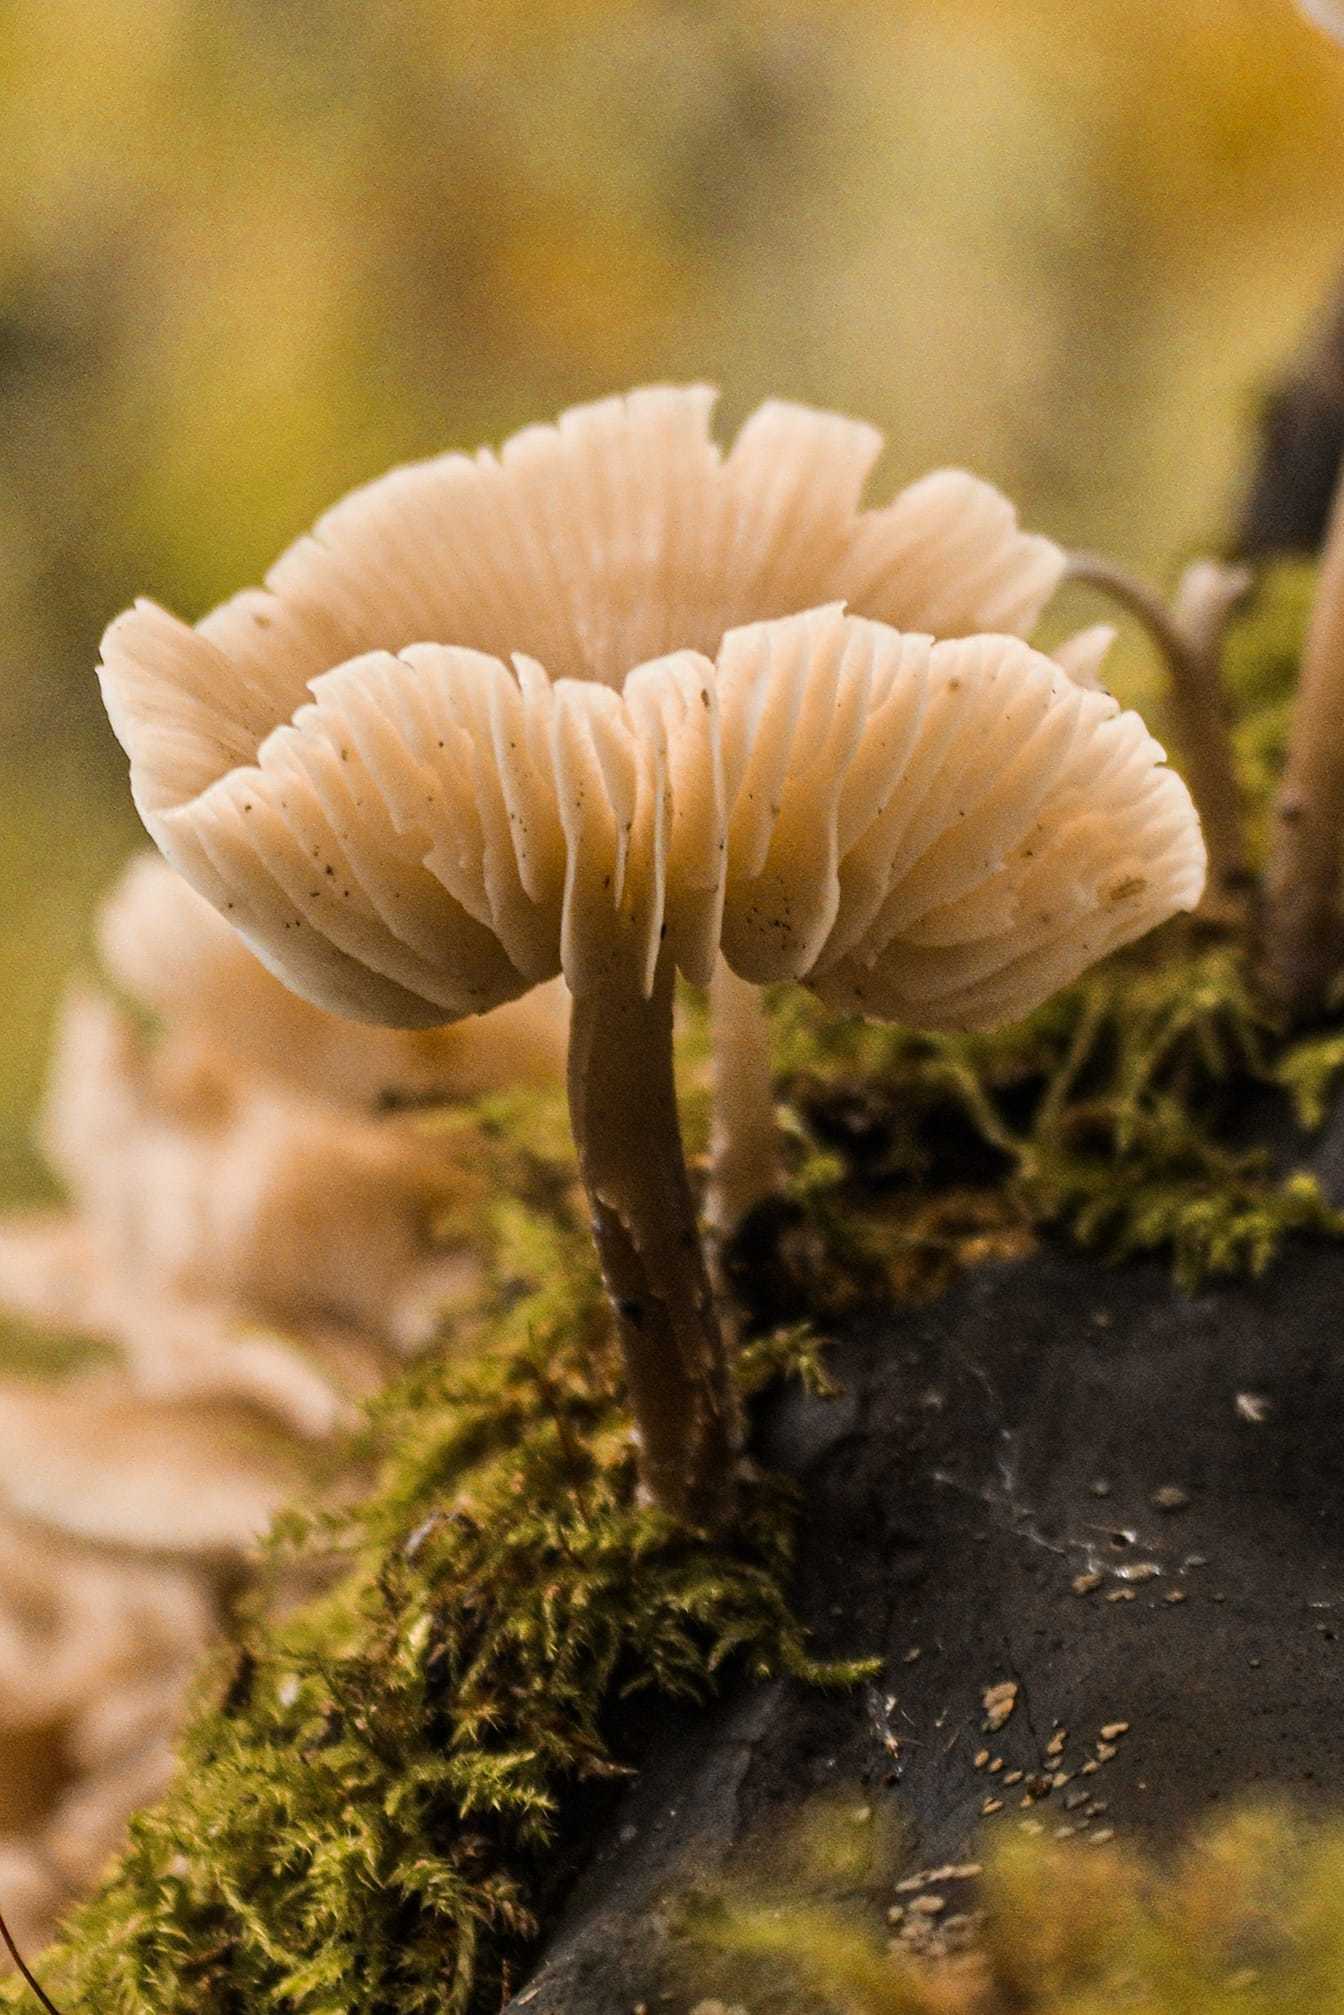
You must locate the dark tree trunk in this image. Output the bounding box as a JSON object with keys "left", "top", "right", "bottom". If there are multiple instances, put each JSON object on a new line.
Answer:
{"left": 1235, "top": 259, "right": 1344, "bottom": 559}
{"left": 508, "top": 1108, "right": 1344, "bottom": 2013}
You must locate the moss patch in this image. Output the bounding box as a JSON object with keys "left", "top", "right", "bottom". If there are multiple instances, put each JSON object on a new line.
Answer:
{"left": 7, "top": 1148, "right": 870, "bottom": 2015}
{"left": 706, "top": 1804, "right": 1344, "bottom": 2014}
{"left": 762, "top": 931, "right": 1344, "bottom": 1304}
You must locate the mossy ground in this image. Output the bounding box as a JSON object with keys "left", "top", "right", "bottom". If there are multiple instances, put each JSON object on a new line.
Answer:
{"left": 8, "top": 1140, "right": 868, "bottom": 2015}
{"left": 12, "top": 564, "right": 1344, "bottom": 2013}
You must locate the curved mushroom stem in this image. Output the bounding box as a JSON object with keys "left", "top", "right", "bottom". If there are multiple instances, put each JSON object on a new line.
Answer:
{"left": 1263, "top": 475, "right": 1344, "bottom": 1017}
{"left": 1063, "top": 551, "right": 1253, "bottom": 926}
{"left": 567, "top": 961, "right": 740, "bottom": 1527}
{"left": 707, "top": 959, "right": 780, "bottom": 1239}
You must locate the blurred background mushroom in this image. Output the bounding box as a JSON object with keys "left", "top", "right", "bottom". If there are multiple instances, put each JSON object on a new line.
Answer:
{"left": 0, "top": 848, "right": 566, "bottom": 1956}
{"left": 0, "top": 856, "right": 532, "bottom": 1429}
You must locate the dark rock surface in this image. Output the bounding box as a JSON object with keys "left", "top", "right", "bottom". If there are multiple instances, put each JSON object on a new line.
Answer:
{"left": 508, "top": 1200, "right": 1344, "bottom": 2012}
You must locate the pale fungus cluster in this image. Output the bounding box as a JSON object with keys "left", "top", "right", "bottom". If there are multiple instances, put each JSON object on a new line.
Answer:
{"left": 0, "top": 854, "right": 565, "bottom": 1959}
{"left": 1299, "top": 0, "right": 1344, "bottom": 38}
{"left": 98, "top": 386, "right": 1206, "bottom": 1522}
{"left": 0, "top": 855, "right": 526, "bottom": 1432}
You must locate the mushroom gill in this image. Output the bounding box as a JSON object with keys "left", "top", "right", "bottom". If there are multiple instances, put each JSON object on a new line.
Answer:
{"left": 98, "top": 851, "right": 567, "bottom": 1107}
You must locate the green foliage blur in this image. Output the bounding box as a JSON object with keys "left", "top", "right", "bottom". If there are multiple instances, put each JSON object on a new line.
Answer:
{"left": 3, "top": 0, "right": 1343, "bottom": 1195}
{"left": 705, "top": 1805, "right": 1344, "bottom": 2015}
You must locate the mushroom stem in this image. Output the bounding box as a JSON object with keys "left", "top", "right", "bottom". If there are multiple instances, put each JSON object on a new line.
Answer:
{"left": 1263, "top": 474, "right": 1344, "bottom": 1016}
{"left": 1063, "top": 551, "right": 1252, "bottom": 924}
{"left": 567, "top": 962, "right": 740, "bottom": 1527}
{"left": 707, "top": 960, "right": 780, "bottom": 1238}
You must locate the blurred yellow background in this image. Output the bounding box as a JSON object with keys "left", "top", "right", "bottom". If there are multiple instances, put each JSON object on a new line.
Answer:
{"left": 1, "top": 0, "right": 1341, "bottom": 1196}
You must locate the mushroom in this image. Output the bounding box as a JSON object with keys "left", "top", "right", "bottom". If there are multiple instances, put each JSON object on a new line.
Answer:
{"left": 27, "top": 983, "right": 478, "bottom": 1427}
{"left": 98, "top": 388, "right": 1205, "bottom": 1523}
{"left": 0, "top": 1514, "right": 215, "bottom": 1958}
{"left": 1299, "top": 0, "right": 1344, "bottom": 34}
{"left": 707, "top": 959, "right": 781, "bottom": 1238}
{"left": 0, "top": 1375, "right": 304, "bottom": 1560}
{"left": 1062, "top": 553, "right": 1252, "bottom": 925}
{"left": 98, "top": 851, "right": 568, "bottom": 1107}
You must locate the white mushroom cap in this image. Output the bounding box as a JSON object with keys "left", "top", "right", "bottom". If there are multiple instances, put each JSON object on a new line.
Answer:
{"left": 0, "top": 1375, "right": 303, "bottom": 1558}
{"left": 99, "top": 389, "right": 1202, "bottom": 1032}
{"left": 1298, "top": 0, "right": 1344, "bottom": 39}
{"left": 97, "top": 852, "right": 567, "bottom": 1103}
{"left": 34, "top": 986, "right": 478, "bottom": 1362}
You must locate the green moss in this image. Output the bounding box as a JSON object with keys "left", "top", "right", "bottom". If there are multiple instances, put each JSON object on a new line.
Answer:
{"left": 7, "top": 1146, "right": 870, "bottom": 2015}
{"left": 1224, "top": 560, "right": 1316, "bottom": 857}
{"left": 768, "top": 933, "right": 1344, "bottom": 1300}
{"left": 702, "top": 1805, "right": 1344, "bottom": 2014}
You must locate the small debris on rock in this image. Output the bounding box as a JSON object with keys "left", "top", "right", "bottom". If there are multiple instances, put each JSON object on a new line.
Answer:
{"left": 886, "top": 1903, "right": 904, "bottom": 1924}
{"left": 1151, "top": 1484, "right": 1190, "bottom": 1511}
{"left": 988, "top": 1757, "right": 1004, "bottom": 1774}
{"left": 1165, "top": 1588, "right": 1188, "bottom": 1605}
{"left": 1019, "top": 1818, "right": 1044, "bottom": 1836}
{"left": 1235, "top": 1391, "right": 1271, "bottom": 1424}
{"left": 1072, "top": 1571, "right": 1103, "bottom": 1596}
{"left": 1106, "top": 1588, "right": 1136, "bottom": 1603}
{"left": 974, "top": 1748, "right": 990, "bottom": 1769}
{"left": 1096, "top": 1742, "right": 1118, "bottom": 1763}
{"left": 1090, "top": 1827, "right": 1116, "bottom": 1844}
{"left": 903, "top": 1647, "right": 923, "bottom": 1664}
{"left": 1089, "top": 1478, "right": 1113, "bottom": 1498}
{"left": 1117, "top": 1561, "right": 1161, "bottom": 1584}
{"left": 982, "top": 1797, "right": 1003, "bottom": 1815}
{"left": 1046, "top": 1728, "right": 1068, "bottom": 1757}
{"left": 981, "top": 1680, "right": 1019, "bottom": 1731}
{"left": 897, "top": 1864, "right": 982, "bottom": 1890}
{"left": 1003, "top": 1769, "right": 1024, "bottom": 1786}
{"left": 1100, "top": 1722, "right": 1130, "bottom": 1740}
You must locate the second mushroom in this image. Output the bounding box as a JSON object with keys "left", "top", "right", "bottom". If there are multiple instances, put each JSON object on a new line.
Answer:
{"left": 97, "top": 388, "right": 1206, "bottom": 1526}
